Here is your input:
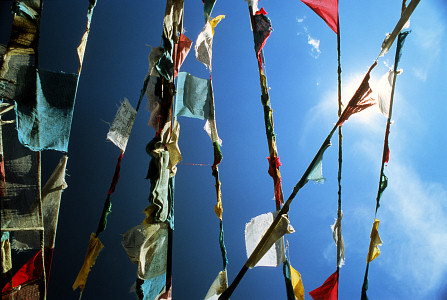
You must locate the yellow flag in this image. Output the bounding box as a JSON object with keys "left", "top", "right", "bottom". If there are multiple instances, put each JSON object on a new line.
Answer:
{"left": 73, "top": 233, "right": 104, "bottom": 291}
{"left": 210, "top": 15, "right": 225, "bottom": 35}
{"left": 290, "top": 264, "right": 305, "bottom": 300}
{"left": 367, "top": 218, "right": 383, "bottom": 262}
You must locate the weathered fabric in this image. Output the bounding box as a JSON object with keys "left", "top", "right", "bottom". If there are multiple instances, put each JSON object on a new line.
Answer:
{"left": 162, "top": 0, "right": 184, "bottom": 41}
{"left": 76, "top": 0, "right": 96, "bottom": 73}
{"left": 136, "top": 273, "right": 167, "bottom": 300}
{"left": 245, "top": 211, "right": 294, "bottom": 268}
{"left": 253, "top": 8, "right": 272, "bottom": 67}
{"left": 0, "top": 44, "right": 35, "bottom": 101}
{"left": 379, "top": 1, "right": 418, "bottom": 57}
{"left": 122, "top": 223, "right": 168, "bottom": 280}
{"left": 12, "top": 155, "right": 67, "bottom": 250}
{"left": 336, "top": 62, "right": 377, "bottom": 127}
{"left": 300, "top": 0, "right": 338, "bottom": 33}
{"left": 15, "top": 68, "right": 78, "bottom": 152}
{"left": 203, "top": 81, "right": 222, "bottom": 145}
{"left": 309, "top": 269, "right": 339, "bottom": 300}
{"left": 1, "top": 236, "right": 12, "bottom": 274}
{"left": 107, "top": 98, "right": 137, "bottom": 152}
{"left": 175, "top": 72, "right": 211, "bottom": 120}
{"left": 155, "top": 38, "right": 174, "bottom": 81}
{"left": 376, "top": 70, "right": 395, "bottom": 117}
{"left": 159, "top": 120, "right": 182, "bottom": 176}
{"left": 1, "top": 248, "right": 52, "bottom": 294}
{"left": 203, "top": 0, "right": 217, "bottom": 21}
{"left": 267, "top": 156, "right": 282, "bottom": 205}
{"left": 307, "top": 140, "right": 331, "bottom": 184}
{"left": 195, "top": 15, "right": 225, "bottom": 70}
{"left": 173, "top": 34, "right": 192, "bottom": 78}
{"left": 72, "top": 233, "right": 104, "bottom": 291}
{"left": 367, "top": 218, "right": 382, "bottom": 263}
{"left": 283, "top": 260, "right": 305, "bottom": 300}
{"left": 331, "top": 211, "right": 345, "bottom": 268}
{"left": 204, "top": 270, "right": 227, "bottom": 300}
{"left": 1, "top": 0, "right": 41, "bottom": 61}
{"left": 145, "top": 75, "right": 162, "bottom": 130}
{"left": 1, "top": 122, "right": 40, "bottom": 231}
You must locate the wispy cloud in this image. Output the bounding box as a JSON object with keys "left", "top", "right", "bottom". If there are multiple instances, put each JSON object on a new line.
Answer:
{"left": 411, "top": 4, "right": 445, "bottom": 82}
{"left": 303, "top": 70, "right": 447, "bottom": 297}
{"left": 296, "top": 16, "right": 322, "bottom": 59}
{"left": 307, "top": 35, "right": 321, "bottom": 58}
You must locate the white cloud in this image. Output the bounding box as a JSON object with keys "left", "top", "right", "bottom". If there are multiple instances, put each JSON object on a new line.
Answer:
{"left": 307, "top": 35, "right": 321, "bottom": 58}
{"left": 297, "top": 16, "right": 306, "bottom": 23}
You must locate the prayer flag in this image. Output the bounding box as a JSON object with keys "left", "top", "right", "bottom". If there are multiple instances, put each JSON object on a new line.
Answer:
{"left": 1, "top": 122, "right": 39, "bottom": 231}
{"left": 77, "top": 0, "right": 96, "bottom": 73}
{"left": 173, "top": 34, "right": 192, "bottom": 78}
{"left": 367, "top": 218, "right": 382, "bottom": 263}
{"left": 253, "top": 8, "right": 272, "bottom": 67}
{"left": 72, "top": 233, "right": 104, "bottom": 291}
{"left": 336, "top": 62, "right": 377, "bottom": 127}
{"left": 1, "top": 232, "right": 12, "bottom": 275}
{"left": 379, "top": 0, "right": 419, "bottom": 57}
{"left": 203, "top": 0, "right": 217, "bottom": 21}
{"left": 204, "top": 270, "right": 228, "bottom": 300}
{"left": 107, "top": 98, "right": 137, "bottom": 152}
{"left": 309, "top": 269, "right": 339, "bottom": 300}
{"left": 175, "top": 72, "right": 211, "bottom": 120}
{"left": 300, "top": 0, "right": 338, "bottom": 34}
{"left": 195, "top": 15, "right": 225, "bottom": 70}
{"left": 16, "top": 68, "right": 78, "bottom": 152}
{"left": 331, "top": 211, "right": 345, "bottom": 267}
{"left": 12, "top": 155, "right": 68, "bottom": 250}
{"left": 122, "top": 223, "right": 168, "bottom": 280}
{"left": 376, "top": 70, "right": 395, "bottom": 118}
{"left": 136, "top": 273, "right": 167, "bottom": 300}
{"left": 245, "top": 211, "right": 294, "bottom": 268}
{"left": 283, "top": 260, "right": 305, "bottom": 300}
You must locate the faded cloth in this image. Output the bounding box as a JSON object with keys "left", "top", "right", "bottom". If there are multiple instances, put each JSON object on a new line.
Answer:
{"left": 245, "top": 211, "right": 294, "bottom": 268}
{"left": 175, "top": 72, "right": 211, "bottom": 120}
{"left": 1, "top": 122, "right": 39, "bottom": 231}
{"left": 12, "top": 155, "right": 68, "bottom": 250}
{"left": 15, "top": 68, "right": 78, "bottom": 152}
{"left": 122, "top": 223, "right": 168, "bottom": 280}
{"left": 107, "top": 98, "right": 137, "bottom": 152}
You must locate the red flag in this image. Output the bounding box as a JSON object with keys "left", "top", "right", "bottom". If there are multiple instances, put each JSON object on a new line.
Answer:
{"left": 336, "top": 61, "right": 377, "bottom": 127}
{"left": 300, "top": 0, "right": 338, "bottom": 34}
{"left": 309, "top": 269, "right": 339, "bottom": 300}
{"left": 173, "top": 34, "right": 192, "bottom": 78}
{"left": 2, "top": 249, "right": 54, "bottom": 293}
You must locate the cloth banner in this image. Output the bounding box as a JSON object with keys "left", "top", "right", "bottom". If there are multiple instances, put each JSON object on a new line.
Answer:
{"left": 367, "top": 218, "right": 382, "bottom": 263}
{"left": 15, "top": 68, "right": 78, "bottom": 152}
{"left": 204, "top": 270, "right": 228, "bottom": 300}
{"left": 195, "top": 15, "right": 225, "bottom": 70}
{"left": 175, "top": 72, "right": 211, "bottom": 120}
{"left": 331, "top": 211, "right": 345, "bottom": 267}
{"left": 253, "top": 8, "right": 272, "bottom": 67}
{"left": 122, "top": 223, "right": 168, "bottom": 280}
{"left": 107, "top": 98, "right": 137, "bottom": 152}
{"left": 12, "top": 155, "right": 68, "bottom": 250}
{"left": 336, "top": 62, "right": 377, "bottom": 127}
{"left": 309, "top": 269, "right": 339, "bottom": 300}
{"left": 245, "top": 211, "right": 295, "bottom": 268}
{"left": 72, "top": 233, "right": 104, "bottom": 291}
{"left": 1, "top": 122, "right": 39, "bottom": 231}
{"left": 300, "top": 0, "right": 338, "bottom": 34}
{"left": 173, "top": 34, "right": 192, "bottom": 78}
{"left": 283, "top": 260, "right": 305, "bottom": 300}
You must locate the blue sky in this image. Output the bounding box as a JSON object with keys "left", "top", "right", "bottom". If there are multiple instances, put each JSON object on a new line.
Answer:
{"left": 1, "top": 0, "right": 447, "bottom": 299}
